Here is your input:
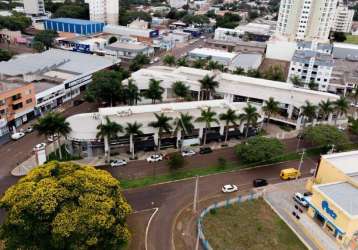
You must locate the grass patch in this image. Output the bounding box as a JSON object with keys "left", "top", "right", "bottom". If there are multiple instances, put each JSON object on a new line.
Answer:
{"left": 202, "top": 198, "right": 306, "bottom": 250}
{"left": 345, "top": 35, "right": 358, "bottom": 45}
{"left": 47, "top": 145, "right": 82, "bottom": 162}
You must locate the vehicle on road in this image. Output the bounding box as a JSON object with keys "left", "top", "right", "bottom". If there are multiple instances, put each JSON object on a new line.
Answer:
{"left": 11, "top": 132, "right": 25, "bottom": 140}
{"left": 146, "top": 154, "right": 163, "bottom": 163}
{"left": 181, "top": 149, "right": 196, "bottom": 157}
{"left": 26, "top": 126, "right": 33, "bottom": 133}
{"left": 350, "top": 102, "right": 358, "bottom": 108}
{"left": 199, "top": 147, "right": 212, "bottom": 154}
{"left": 200, "top": 36, "right": 205, "bottom": 39}
{"left": 222, "top": 184, "right": 238, "bottom": 193}
{"left": 303, "top": 191, "right": 312, "bottom": 197}
{"left": 110, "top": 159, "right": 127, "bottom": 167}
{"left": 253, "top": 178, "right": 268, "bottom": 187}
{"left": 33, "top": 143, "right": 46, "bottom": 151}
{"left": 280, "top": 168, "right": 300, "bottom": 180}
{"left": 293, "top": 192, "right": 308, "bottom": 207}
{"left": 48, "top": 134, "right": 58, "bottom": 142}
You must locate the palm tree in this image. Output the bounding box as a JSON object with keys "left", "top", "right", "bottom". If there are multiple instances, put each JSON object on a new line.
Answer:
{"left": 350, "top": 85, "right": 358, "bottom": 106}
{"left": 238, "top": 103, "right": 261, "bottom": 138}
{"left": 318, "top": 100, "right": 334, "bottom": 121}
{"left": 125, "top": 122, "right": 143, "bottom": 159}
{"left": 290, "top": 75, "right": 304, "bottom": 87}
{"left": 192, "top": 58, "right": 207, "bottom": 69}
{"left": 176, "top": 57, "right": 189, "bottom": 67}
{"left": 300, "top": 101, "right": 317, "bottom": 127}
{"left": 219, "top": 108, "right": 238, "bottom": 143}
{"left": 143, "top": 79, "right": 164, "bottom": 104}
{"left": 149, "top": 113, "right": 173, "bottom": 152}
{"left": 199, "top": 75, "right": 219, "bottom": 100}
{"left": 173, "top": 113, "right": 194, "bottom": 147}
{"left": 163, "top": 54, "right": 176, "bottom": 66}
{"left": 125, "top": 79, "right": 141, "bottom": 105}
{"left": 262, "top": 97, "right": 280, "bottom": 126}
{"left": 195, "top": 107, "right": 219, "bottom": 145}
{"left": 206, "top": 60, "right": 220, "bottom": 70}
{"left": 172, "top": 81, "right": 190, "bottom": 100}
{"left": 55, "top": 114, "right": 71, "bottom": 160}
{"left": 96, "top": 117, "right": 123, "bottom": 163}
{"left": 233, "top": 67, "right": 246, "bottom": 75}
{"left": 334, "top": 96, "right": 349, "bottom": 124}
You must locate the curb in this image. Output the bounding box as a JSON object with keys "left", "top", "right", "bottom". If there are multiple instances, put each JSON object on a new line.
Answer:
{"left": 145, "top": 207, "right": 159, "bottom": 250}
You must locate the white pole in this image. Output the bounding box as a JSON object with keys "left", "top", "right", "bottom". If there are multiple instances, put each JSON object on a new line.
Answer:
{"left": 193, "top": 175, "right": 199, "bottom": 213}
{"left": 195, "top": 229, "right": 200, "bottom": 250}
{"left": 297, "top": 149, "right": 305, "bottom": 180}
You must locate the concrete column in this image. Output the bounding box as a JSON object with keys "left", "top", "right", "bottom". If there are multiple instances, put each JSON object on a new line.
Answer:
{"left": 239, "top": 122, "right": 245, "bottom": 133}
{"left": 296, "top": 116, "right": 302, "bottom": 129}
{"left": 287, "top": 105, "right": 294, "bottom": 119}
{"left": 164, "top": 88, "right": 168, "bottom": 100}
{"left": 176, "top": 130, "right": 182, "bottom": 149}
{"left": 198, "top": 128, "right": 204, "bottom": 139}
{"left": 153, "top": 132, "right": 159, "bottom": 146}
{"left": 104, "top": 136, "right": 109, "bottom": 159}
{"left": 197, "top": 91, "right": 201, "bottom": 101}
{"left": 219, "top": 125, "right": 225, "bottom": 135}
{"left": 328, "top": 113, "right": 333, "bottom": 124}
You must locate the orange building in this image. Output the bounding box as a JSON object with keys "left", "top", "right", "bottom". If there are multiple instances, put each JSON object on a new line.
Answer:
{"left": 0, "top": 82, "right": 36, "bottom": 136}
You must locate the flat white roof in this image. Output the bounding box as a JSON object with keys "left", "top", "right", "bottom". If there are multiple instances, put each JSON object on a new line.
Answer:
{"left": 333, "top": 42, "right": 358, "bottom": 50}
{"left": 322, "top": 150, "right": 358, "bottom": 175}
{"left": 189, "top": 48, "right": 238, "bottom": 60}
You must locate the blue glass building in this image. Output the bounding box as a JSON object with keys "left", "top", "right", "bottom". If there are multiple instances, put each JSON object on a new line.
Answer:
{"left": 44, "top": 18, "right": 105, "bottom": 35}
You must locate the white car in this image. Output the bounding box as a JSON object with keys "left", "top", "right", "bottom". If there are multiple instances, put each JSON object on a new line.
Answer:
{"left": 11, "top": 132, "right": 25, "bottom": 140}
{"left": 293, "top": 192, "right": 308, "bottom": 208}
{"left": 222, "top": 184, "right": 238, "bottom": 193}
{"left": 48, "top": 134, "right": 58, "bottom": 142}
{"left": 146, "top": 154, "right": 163, "bottom": 163}
{"left": 26, "top": 126, "right": 33, "bottom": 133}
{"left": 33, "top": 143, "right": 46, "bottom": 151}
{"left": 110, "top": 159, "right": 127, "bottom": 167}
{"left": 181, "top": 149, "right": 196, "bottom": 157}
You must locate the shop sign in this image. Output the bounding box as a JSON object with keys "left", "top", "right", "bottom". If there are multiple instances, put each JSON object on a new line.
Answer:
{"left": 322, "top": 200, "right": 337, "bottom": 219}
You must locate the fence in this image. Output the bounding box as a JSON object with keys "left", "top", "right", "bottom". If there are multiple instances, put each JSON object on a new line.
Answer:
{"left": 197, "top": 191, "right": 263, "bottom": 250}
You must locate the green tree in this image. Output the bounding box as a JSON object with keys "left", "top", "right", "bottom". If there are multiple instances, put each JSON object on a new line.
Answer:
{"left": 206, "top": 60, "right": 224, "bottom": 71}
{"left": 215, "top": 12, "right": 242, "bottom": 28}
{"left": 332, "top": 31, "right": 346, "bottom": 42}
{"left": 182, "top": 14, "right": 209, "bottom": 25}
{"left": 262, "top": 97, "right": 280, "bottom": 126}
{"left": 246, "top": 69, "right": 261, "bottom": 78}
{"left": 233, "top": 67, "right": 246, "bottom": 75}
{"left": 172, "top": 81, "right": 189, "bottom": 100}
{"left": 263, "top": 65, "right": 285, "bottom": 82}
{"left": 192, "top": 58, "right": 207, "bottom": 69}
{"left": 55, "top": 113, "right": 71, "bottom": 159}
{"left": 176, "top": 57, "right": 189, "bottom": 67}
{"left": 349, "top": 117, "right": 358, "bottom": 135}
{"left": 33, "top": 30, "right": 58, "bottom": 49}
{"left": 303, "top": 125, "right": 349, "bottom": 151}
{"left": 334, "top": 96, "right": 349, "bottom": 124}
{"left": 173, "top": 112, "right": 194, "bottom": 139}
{"left": 124, "top": 79, "right": 141, "bottom": 105}
{"left": 0, "top": 14, "right": 31, "bottom": 31}
{"left": 199, "top": 75, "right": 219, "bottom": 100}
{"left": 149, "top": 113, "right": 173, "bottom": 152}
{"left": 32, "top": 41, "right": 45, "bottom": 52}
{"left": 196, "top": 107, "right": 219, "bottom": 145}
{"left": 235, "top": 137, "right": 284, "bottom": 164}
{"left": 318, "top": 100, "right": 334, "bottom": 121}
{"left": 239, "top": 103, "right": 261, "bottom": 138}
{"left": 163, "top": 54, "right": 176, "bottom": 66}
{"left": 53, "top": 3, "right": 89, "bottom": 19}
{"left": 125, "top": 122, "right": 143, "bottom": 159}
{"left": 119, "top": 11, "right": 152, "bottom": 25}
{"left": 219, "top": 108, "right": 238, "bottom": 143}
{"left": 108, "top": 36, "right": 118, "bottom": 44}
{"left": 0, "top": 48, "right": 12, "bottom": 61}
{"left": 167, "top": 152, "right": 185, "bottom": 170}
{"left": 300, "top": 101, "right": 317, "bottom": 127}
{"left": 350, "top": 85, "right": 358, "bottom": 106}
{"left": 290, "top": 75, "right": 304, "bottom": 87}
{"left": 129, "top": 53, "right": 150, "bottom": 72}
{"left": 96, "top": 117, "right": 123, "bottom": 162}
{"left": 0, "top": 161, "right": 131, "bottom": 249}
{"left": 143, "top": 79, "right": 164, "bottom": 104}
{"left": 308, "top": 80, "right": 318, "bottom": 90}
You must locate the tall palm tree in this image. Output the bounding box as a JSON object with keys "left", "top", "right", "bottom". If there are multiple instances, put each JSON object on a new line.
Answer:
{"left": 199, "top": 75, "right": 219, "bottom": 100}
{"left": 206, "top": 60, "right": 220, "bottom": 70}
{"left": 173, "top": 113, "right": 194, "bottom": 147}
{"left": 262, "top": 97, "right": 280, "bottom": 126}
{"left": 195, "top": 107, "right": 219, "bottom": 145}
{"left": 143, "top": 79, "right": 164, "bottom": 104}
{"left": 290, "top": 75, "right": 304, "bottom": 87}
{"left": 149, "top": 113, "right": 173, "bottom": 152}
{"left": 96, "top": 117, "right": 123, "bottom": 163}
{"left": 55, "top": 114, "right": 71, "bottom": 160}
{"left": 318, "top": 100, "right": 334, "bottom": 121}
{"left": 238, "top": 103, "right": 261, "bottom": 138}
{"left": 172, "top": 81, "right": 190, "bottom": 100}
{"left": 334, "top": 96, "right": 349, "bottom": 124}
{"left": 300, "top": 101, "right": 317, "bottom": 127}
{"left": 176, "top": 57, "right": 189, "bottom": 67}
{"left": 125, "top": 79, "right": 141, "bottom": 105}
{"left": 219, "top": 108, "right": 238, "bottom": 143}
{"left": 163, "top": 54, "right": 176, "bottom": 66}
{"left": 125, "top": 122, "right": 143, "bottom": 159}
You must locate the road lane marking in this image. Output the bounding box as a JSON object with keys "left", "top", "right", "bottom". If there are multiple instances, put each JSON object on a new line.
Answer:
{"left": 145, "top": 207, "right": 159, "bottom": 250}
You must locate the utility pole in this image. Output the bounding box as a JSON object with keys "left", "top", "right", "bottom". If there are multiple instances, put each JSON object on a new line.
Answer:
{"left": 297, "top": 149, "right": 305, "bottom": 180}
{"left": 193, "top": 175, "right": 199, "bottom": 213}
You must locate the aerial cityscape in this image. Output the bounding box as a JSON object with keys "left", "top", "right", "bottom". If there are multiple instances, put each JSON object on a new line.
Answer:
{"left": 0, "top": 0, "right": 358, "bottom": 249}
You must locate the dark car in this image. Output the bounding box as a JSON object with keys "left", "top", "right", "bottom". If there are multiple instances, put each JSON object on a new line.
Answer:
{"left": 253, "top": 178, "right": 268, "bottom": 187}
{"left": 199, "top": 147, "right": 213, "bottom": 154}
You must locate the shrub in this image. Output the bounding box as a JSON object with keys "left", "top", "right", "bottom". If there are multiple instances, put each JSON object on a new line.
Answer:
{"left": 167, "top": 152, "right": 185, "bottom": 170}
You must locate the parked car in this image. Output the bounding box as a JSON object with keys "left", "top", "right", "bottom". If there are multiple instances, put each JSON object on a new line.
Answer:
{"left": 48, "top": 134, "right": 58, "bottom": 142}
{"left": 26, "top": 126, "right": 33, "bottom": 133}
{"left": 222, "top": 184, "right": 238, "bottom": 193}
{"left": 11, "top": 132, "right": 25, "bottom": 140}
{"left": 146, "top": 154, "right": 163, "bottom": 163}
{"left": 253, "top": 178, "right": 268, "bottom": 187}
{"left": 110, "top": 159, "right": 127, "bottom": 167}
{"left": 303, "top": 191, "right": 312, "bottom": 197}
{"left": 182, "top": 149, "right": 196, "bottom": 157}
{"left": 293, "top": 192, "right": 308, "bottom": 208}
{"left": 199, "top": 147, "right": 212, "bottom": 154}
{"left": 33, "top": 143, "right": 46, "bottom": 151}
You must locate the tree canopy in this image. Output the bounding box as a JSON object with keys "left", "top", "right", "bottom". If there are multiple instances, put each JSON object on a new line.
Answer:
{"left": 52, "top": 3, "right": 89, "bottom": 19}
{"left": 0, "top": 13, "right": 31, "bottom": 31}
{"left": 0, "top": 49, "right": 12, "bottom": 61}
{"left": 0, "top": 161, "right": 132, "bottom": 250}
{"left": 235, "top": 137, "right": 284, "bottom": 164}
{"left": 33, "top": 30, "right": 58, "bottom": 49}
{"left": 216, "top": 13, "right": 242, "bottom": 29}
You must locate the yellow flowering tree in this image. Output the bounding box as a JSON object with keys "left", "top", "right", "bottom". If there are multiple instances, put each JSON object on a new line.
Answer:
{"left": 0, "top": 161, "right": 132, "bottom": 250}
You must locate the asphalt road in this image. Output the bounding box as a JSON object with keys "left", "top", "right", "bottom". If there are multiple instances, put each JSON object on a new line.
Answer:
{"left": 124, "top": 158, "right": 317, "bottom": 250}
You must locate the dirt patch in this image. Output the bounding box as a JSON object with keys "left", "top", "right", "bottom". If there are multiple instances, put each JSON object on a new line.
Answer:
{"left": 259, "top": 58, "right": 290, "bottom": 80}
{"left": 127, "top": 209, "right": 154, "bottom": 250}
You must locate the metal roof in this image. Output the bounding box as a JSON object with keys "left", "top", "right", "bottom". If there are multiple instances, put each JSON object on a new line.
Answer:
{"left": 322, "top": 150, "right": 358, "bottom": 175}
{"left": 46, "top": 18, "right": 103, "bottom": 25}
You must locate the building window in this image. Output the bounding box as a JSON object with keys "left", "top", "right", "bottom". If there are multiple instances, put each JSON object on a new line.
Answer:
{"left": 26, "top": 98, "right": 32, "bottom": 104}
{"left": 12, "top": 102, "right": 23, "bottom": 110}
{"left": 0, "top": 99, "right": 5, "bottom": 106}
{"left": 12, "top": 94, "right": 21, "bottom": 101}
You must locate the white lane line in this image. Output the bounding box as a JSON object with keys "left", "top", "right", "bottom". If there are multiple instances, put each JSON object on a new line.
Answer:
{"left": 145, "top": 207, "right": 159, "bottom": 250}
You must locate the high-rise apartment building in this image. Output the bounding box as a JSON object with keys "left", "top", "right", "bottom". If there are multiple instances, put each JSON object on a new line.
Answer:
{"left": 23, "top": 0, "right": 46, "bottom": 16}
{"left": 331, "top": 1, "right": 354, "bottom": 33}
{"left": 85, "top": 0, "right": 118, "bottom": 25}
{"left": 276, "top": 0, "right": 338, "bottom": 42}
